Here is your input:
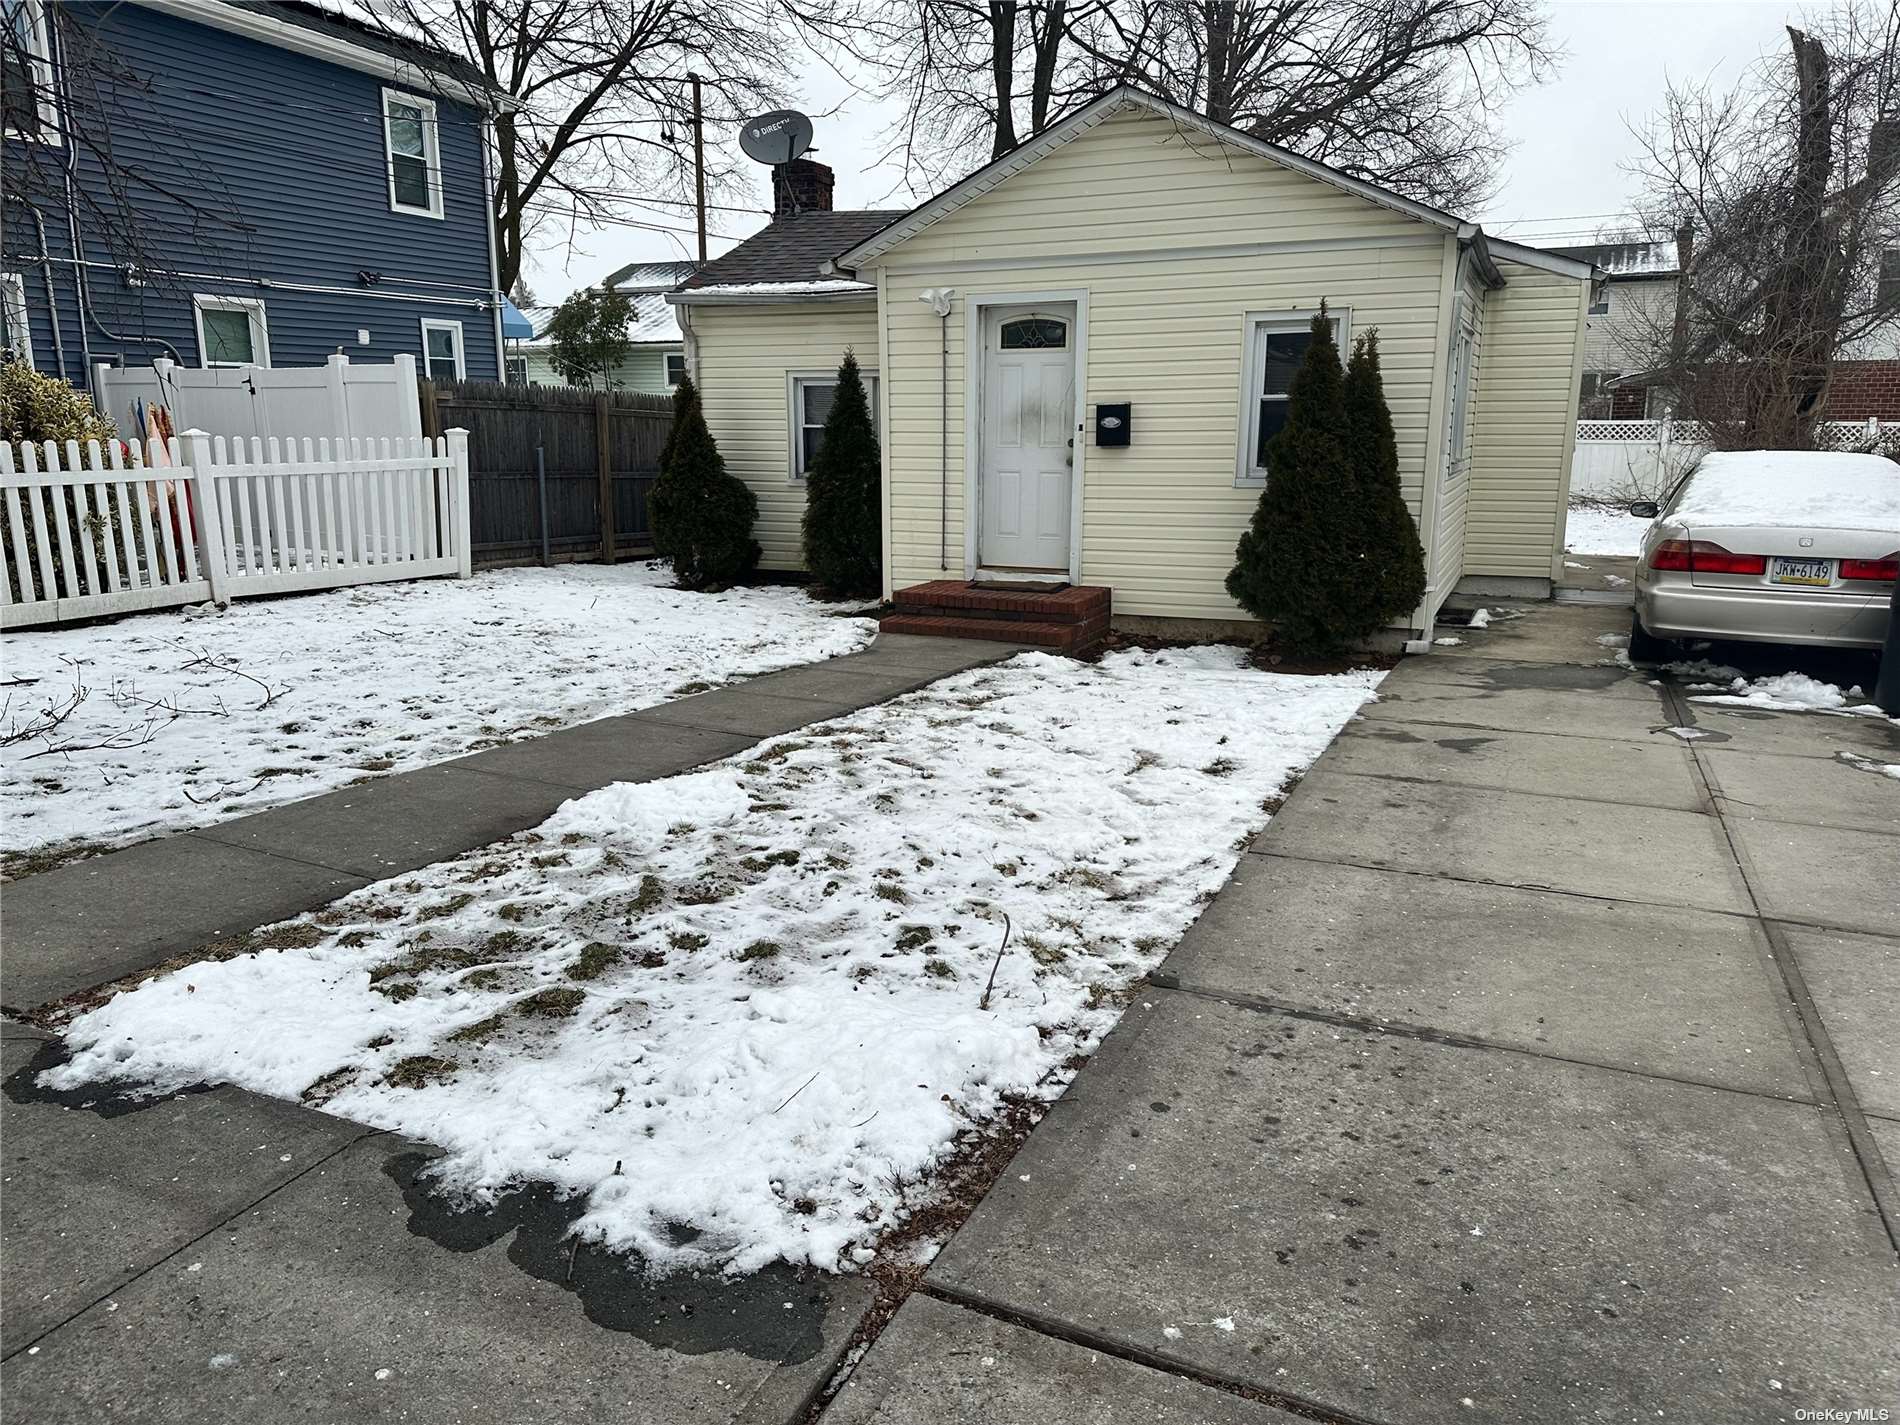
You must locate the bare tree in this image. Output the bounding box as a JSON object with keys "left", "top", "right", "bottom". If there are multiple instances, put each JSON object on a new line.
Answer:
{"left": 1621, "top": 4, "right": 1900, "bottom": 449}
{"left": 380, "top": 0, "right": 833, "bottom": 290}
{"left": 855, "top": 0, "right": 1550, "bottom": 207}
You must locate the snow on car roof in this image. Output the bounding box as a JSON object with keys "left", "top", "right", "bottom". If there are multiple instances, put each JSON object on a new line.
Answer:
{"left": 1674, "top": 451, "right": 1900, "bottom": 533}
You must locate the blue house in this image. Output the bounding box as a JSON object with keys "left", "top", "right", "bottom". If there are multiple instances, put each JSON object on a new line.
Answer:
{"left": 2, "top": 0, "right": 507, "bottom": 389}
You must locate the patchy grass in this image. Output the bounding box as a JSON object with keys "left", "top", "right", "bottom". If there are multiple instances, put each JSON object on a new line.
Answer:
{"left": 735, "top": 940, "right": 781, "bottom": 963}
{"left": 385, "top": 1055, "right": 459, "bottom": 1089}
{"left": 516, "top": 987, "right": 585, "bottom": 1018}
{"left": 568, "top": 942, "right": 623, "bottom": 981}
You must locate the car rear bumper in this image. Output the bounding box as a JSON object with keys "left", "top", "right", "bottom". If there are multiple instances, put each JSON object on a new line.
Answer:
{"left": 1635, "top": 579, "right": 1891, "bottom": 649}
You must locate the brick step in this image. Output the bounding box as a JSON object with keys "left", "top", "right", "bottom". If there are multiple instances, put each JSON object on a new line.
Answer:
{"left": 891, "top": 579, "right": 1110, "bottom": 626}
{"left": 879, "top": 612, "right": 1088, "bottom": 652}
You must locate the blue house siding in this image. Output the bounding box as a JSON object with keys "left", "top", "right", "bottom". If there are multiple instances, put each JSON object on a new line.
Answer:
{"left": 2, "top": 1, "right": 500, "bottom": 388}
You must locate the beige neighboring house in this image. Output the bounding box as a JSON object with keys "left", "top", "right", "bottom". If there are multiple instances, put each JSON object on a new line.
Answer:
{"left": 672, "top": 88, "right": 1597, "bottom": 638}
{"left": 511, "top": 261, "right": 693, "bottom": 395}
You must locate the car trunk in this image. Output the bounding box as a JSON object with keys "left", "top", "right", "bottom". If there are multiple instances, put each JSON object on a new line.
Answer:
{"left": 1680, "top": 522, "right": 1898, "bottom": 594}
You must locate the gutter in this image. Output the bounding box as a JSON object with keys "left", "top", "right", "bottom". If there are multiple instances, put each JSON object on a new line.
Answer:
{"left": 479, "top": 110, "right": 505, "bottom": 378}
{"left": 666, "top": 287, "right": 876, "bottom": 308}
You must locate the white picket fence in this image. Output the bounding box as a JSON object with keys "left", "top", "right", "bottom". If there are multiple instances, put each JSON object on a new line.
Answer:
{"left": 1, "top": 428, "right": 470, "bottom": 630}
{"left": 1570, "top": 417, "right": 1894, "bottom": 499}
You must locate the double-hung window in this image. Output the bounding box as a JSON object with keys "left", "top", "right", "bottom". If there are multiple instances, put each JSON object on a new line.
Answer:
{"left": 3, "top": 0, "right": 57, "bottom": 140}
{"left": 790, "top": 370, "right": 878, "bottom": 480}
{"left": 665, "top": 352, "right": 687, "bottom": 386}
{"left": 1237, "top": 309, "right": 1346, "bottom": 486}
{"left": 193, "top": 295, "right": 269, "bottom": 367}
{"left": 420, "top": 319, "right": 465, "bottom": 380}
{"left": 383, "top": 88, "right": 443, "bottom": 218}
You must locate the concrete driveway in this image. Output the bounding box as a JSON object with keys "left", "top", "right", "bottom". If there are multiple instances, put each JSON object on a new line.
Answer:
{"left": 832, "top": 600, "right": 1900, "bottom": 1425}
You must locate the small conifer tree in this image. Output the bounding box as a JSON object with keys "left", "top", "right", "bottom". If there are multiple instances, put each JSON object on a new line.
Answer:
{"left": 648, "top": 373, "right": 760, "bottom": 590}
{"left": 800, "top": 350, "right": 881, "bottom": 596}
{"left": 1342, "top": 330, "right": 1427, "bottom": 632}
{"left": 1225, "top": 305, "right": 1362, "bottom": 653}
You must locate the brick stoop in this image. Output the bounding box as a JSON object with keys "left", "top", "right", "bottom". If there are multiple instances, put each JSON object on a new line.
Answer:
{"left": 881, "top": 580, "right": 1112, "bottom": 655}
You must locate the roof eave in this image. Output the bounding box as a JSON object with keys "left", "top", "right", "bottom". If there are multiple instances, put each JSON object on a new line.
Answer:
{"left": 126, "top": 0, "right": 519, "bottom": 110}
{"left": 666, "top": 287, "right": 877, "bottom": 307}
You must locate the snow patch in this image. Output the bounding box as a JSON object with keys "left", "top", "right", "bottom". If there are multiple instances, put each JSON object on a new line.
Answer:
{"left": 1689, "top": 672, "right": 1891, "bottom": 719}
{"left": 1564, "top": 504, "right": 1650, "bottom": 557}
{"left": 1467, "top": 608, "right": 1492, "bottom": 629}
{"left": 47, "top": 648, "right": 1382, "bottom": 1277}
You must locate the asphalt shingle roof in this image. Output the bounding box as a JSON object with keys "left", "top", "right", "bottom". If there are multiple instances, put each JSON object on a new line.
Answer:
{"left": 677, "top": 211, "right": 907, "bottom": 291}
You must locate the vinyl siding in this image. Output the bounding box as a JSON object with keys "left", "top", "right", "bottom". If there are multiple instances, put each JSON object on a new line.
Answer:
{"left": 1429, "top": 260, "right": 1489, "bottom": 610}
{"left": 7, "top": 2, "right": 498, "bottom": 386}
{"left": 871, "top": 107, "right": 1453, "bottom": 621}
{"left": 688, "top": 300, "right": 879, "bottom": 572}
{"left": 517, "top": 346, "right": 680, "bottom": 395}
{"left": 1462, "top": 263, "right": 1588, "bottom": 581}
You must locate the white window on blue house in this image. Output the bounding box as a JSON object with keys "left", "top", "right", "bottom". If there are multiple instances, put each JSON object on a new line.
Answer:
{"left": 420, "top": 319, "right": 465, "bottom": 380}
{"left": 789, "top": 370, "right": 878, "bottom": 481}
{"left": 3, "top": 0, "right": 58, "bottom": 140}
{"left": 2, "top": 271, "right": 31, "bottom": 363}
{"left": 383, "top": 89, "right": 443, "bottom": 218}
{"left": 193, "top": 295, "right": 269, "bottom": 367}
{"left": 1236, "top": 308, "right": 1347, "bottom": 486}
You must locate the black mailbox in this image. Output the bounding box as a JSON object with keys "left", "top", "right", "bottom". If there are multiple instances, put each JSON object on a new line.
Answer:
{"left": 1094, "top": 403, "right": 1132, "bottom": 447}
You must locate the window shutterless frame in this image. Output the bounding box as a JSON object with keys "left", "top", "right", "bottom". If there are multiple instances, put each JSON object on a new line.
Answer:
{"left": 786, "top": 370, "right": 877, "bottom": 482}
{"left": 1235, "top": 307, "right": 1349, "bottom": 487}
{"left": 1, "top": 271, "right": 31, "bottom": 363}
{"left": 2, "top": 0, "right": 59, "bottom": 141}
{"left": 665, "top": 351, "right": 687, "bottom": 386}
{"left": 383, "top": 87, "right": 444, "bottom": 218}
{"left": 192, "top": 294, "right": 270, "bottom": 367}
{"left": 419, "top": 318, "right": 466, "bottom": 380}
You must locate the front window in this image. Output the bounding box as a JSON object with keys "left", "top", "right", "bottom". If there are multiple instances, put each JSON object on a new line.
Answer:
{"left": 1239, "top": 310, "right": 1345, "bottom": 484}
{"left": 383, "top": 89, "right": 443, "bottom": 218}
{"left": 665, "top": 351, "right": 686, "bottom": 386}
{"left": 421, "top": 319, "right": 465, "bottom": 380}
{"left": 2, "top": 0, "right": 56, "bottom": 140}
{"left": 193, "top": 295, "right": 269, "bottom": 367}
{"left": 791, "top": 371, "right": 878, "bottom": 479}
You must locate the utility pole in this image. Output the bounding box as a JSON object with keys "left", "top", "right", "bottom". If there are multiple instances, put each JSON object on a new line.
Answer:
{"left": 689, "top": 72, "right": 707, "bottom": 266}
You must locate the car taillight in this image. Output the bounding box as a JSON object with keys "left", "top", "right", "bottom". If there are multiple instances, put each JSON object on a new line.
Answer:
{"left": 1648, "top": 539, "right": 1768, "bottom": 575}
{"left": 1840, "top": 555, "right": 1899, "bottom": 582}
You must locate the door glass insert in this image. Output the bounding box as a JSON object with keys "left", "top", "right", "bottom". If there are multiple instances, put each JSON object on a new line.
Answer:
{"left": 999, "top": 316, "right": 1068, "bottom": 350}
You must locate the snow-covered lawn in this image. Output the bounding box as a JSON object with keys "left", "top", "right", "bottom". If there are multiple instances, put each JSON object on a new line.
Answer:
{"left": 1564, "top": 501, "right": 1651, "bottom": 557}
{"left": 45, "top": 648, "right": 1382, "bottom": 1276}
{"left": 1, "top": 565, "right": 873, "bottom": 865}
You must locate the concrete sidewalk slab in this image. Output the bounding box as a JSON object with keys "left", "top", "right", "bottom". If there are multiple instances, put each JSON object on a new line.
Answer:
{"left": 1317, "top": 719, "right": 1704, "bottom": 811}
{"left": 928, "top": 991, "right": 1900, "bottom": 1425}
{"left": 2, "top": 1037, "right": 371, "bottom": 1350}
{"left": 1433, "top": 601, "right": 1631, "bottom": 665}
{"left": 1696, "top": 745, "right": 1900, "bottom": 835}
{"left": 833, "top": 633, "right": 1029, "bottom": 674}
{"left": 1159, "top": 855, "right": 1814, "bottom": 1099}
{"left": 1729, "top": 819, "right": 1900, "bottom": 936}
{"left": 0, "top": 1131, "right": 870, "bottom": 1425}
{"left": 738, "top": 659, "right": 979, "bottom": 706}
{"left": 1673, "top": 703, "right": 1900, "bottom": 761}
{"left": 1362, "top": 662, "right": 1670, "bottom": 742}
{"left": 1786, "top": 927, "right": 1900, "bottom": 1119}
{"left": 192, "top": 764, "right": 580, "bottom": 879}
{"left": 449, "top": 717, "right": 752, "bottom": 792}
{"left": 825, "top": 1294, "right": 1306, "bottom": 1425}
{"left": 1, "top": 837, "right": 368, "bottom": 1012}
{"left": 636, "top": 685, "right": 865, "bottom": 738}
{"left": 1254, "top": 770, "right": 1754, "bottom": 916}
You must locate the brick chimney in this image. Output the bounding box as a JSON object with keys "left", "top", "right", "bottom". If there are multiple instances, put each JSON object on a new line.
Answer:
{"left": 772, "top": 158, "right": 834, "bottom": 217}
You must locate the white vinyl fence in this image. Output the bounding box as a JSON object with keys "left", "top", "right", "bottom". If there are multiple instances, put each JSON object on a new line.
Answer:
{"left": 93, "top": 354, "right": 423, "bottom": 447}
{"left": 1, "top": 428, "right": 470, "bottom": 630}
{"left": 1570, "top": 417, "right": 1894, "bottom": 500}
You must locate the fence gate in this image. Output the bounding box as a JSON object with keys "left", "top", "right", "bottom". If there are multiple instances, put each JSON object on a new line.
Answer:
{"left": 423, "top": 379, "right": 672, "bottom": 568}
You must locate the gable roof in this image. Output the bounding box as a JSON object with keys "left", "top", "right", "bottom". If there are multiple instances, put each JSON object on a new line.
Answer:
{"left": 833, "top": 87, "right": 1594, "bottom": 284}
{"left": 674, "top": 210, "right": 906, "bottom": 300}
{"left": 129, "top": 0, "right": 507, "bottom": 106}
{"left": 603, "top": 260, "right": 699, "bottom": 293}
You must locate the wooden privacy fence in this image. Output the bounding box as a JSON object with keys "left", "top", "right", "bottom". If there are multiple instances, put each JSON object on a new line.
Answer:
{"left": 2, "top": 429, "right": 471, "bottom": 629}
{"left": 422, "top": 379, "right": 671, "bottom": 567}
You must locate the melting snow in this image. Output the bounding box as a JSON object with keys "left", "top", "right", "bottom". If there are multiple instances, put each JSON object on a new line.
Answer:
{"left": 1, "top": 564, "right": 873, "bottom": 861}
{"left": 1689, "top": 672, "right": 1893, "bottom": 719}
{"left": 45, "top": 648, "right": 1382, "bottom": 1277}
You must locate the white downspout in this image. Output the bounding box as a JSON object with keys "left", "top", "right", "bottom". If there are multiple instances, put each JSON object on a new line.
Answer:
{"left": 480, "top": 110, "right": 505, "bottom": 378}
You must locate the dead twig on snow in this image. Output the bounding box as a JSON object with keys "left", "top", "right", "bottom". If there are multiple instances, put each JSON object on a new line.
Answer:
{"left": 979, "top": 911, "right": 1012, "bottom": 1012}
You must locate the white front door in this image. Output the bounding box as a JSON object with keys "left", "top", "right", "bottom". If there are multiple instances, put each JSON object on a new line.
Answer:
{"left": 979, "top": 306, "right": 1075, "bottom": 572}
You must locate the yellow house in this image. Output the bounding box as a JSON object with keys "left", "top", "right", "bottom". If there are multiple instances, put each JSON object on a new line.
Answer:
{"left": 672, "top": 88, "right": 1596, "bottom": 647}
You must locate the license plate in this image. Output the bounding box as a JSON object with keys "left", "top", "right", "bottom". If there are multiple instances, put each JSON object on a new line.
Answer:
{"left": 1771, "top": 557, "right": 1833, "bottom": 585}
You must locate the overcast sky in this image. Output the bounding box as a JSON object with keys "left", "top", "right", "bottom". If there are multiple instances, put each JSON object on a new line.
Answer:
{"left": 519, "top": 0, "right": 1818, "bottom": 303}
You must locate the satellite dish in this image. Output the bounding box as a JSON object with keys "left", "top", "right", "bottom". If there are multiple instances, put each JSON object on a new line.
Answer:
{"left": 738, "top": 109, "right": 814, "bottom": 165}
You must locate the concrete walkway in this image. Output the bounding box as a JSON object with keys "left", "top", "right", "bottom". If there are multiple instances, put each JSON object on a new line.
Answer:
{"left": 832, "top": 600, "right": 1900, "bottom": 1425}
{"left": 1, "top": 632, "right": 1021, "bottom": 1013}
{"left": 1, "top": 632, "right": 1022, "bottom": 1425}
